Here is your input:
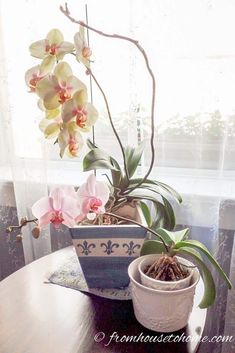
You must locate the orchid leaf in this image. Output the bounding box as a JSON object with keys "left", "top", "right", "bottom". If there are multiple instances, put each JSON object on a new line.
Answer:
{"left": 86, "top": 138, "right": 99, "bottom": 150}
{"left": 128, "top": 178, "right": 182, "bottom": 203}
{"left": 83, "top": 149, "right": 119, "bottom": 171}
{"left": 154, "top": 228, "right": 189, "bottom": 246}
{"left": 176, "top": 247, "right": 216, "bottom": 308}
{"left": 175, "top": 240, "right": 232, "bottom": 289}
{"left": 140, "top": 240, "right": 167, "bottom": 256}
{"left": 150, "top": 228, "right": 175, "bottom": 246}
{"left": 139, "top": 201, "right": 152, "bottom": 226}
{"left": 124, "top": 142, "right": 145, "bottom": 178}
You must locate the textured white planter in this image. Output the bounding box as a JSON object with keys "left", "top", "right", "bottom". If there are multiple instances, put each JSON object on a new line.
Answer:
{"left": 128, "top": 255, "right": 200, "bottom": 332}
{"left": 138, "top": 255, "right": 194, "bottom": 291}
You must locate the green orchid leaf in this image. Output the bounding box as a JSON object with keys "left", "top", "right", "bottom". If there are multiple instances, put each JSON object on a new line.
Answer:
{"left": 175, "top": 240, "right": 232, "bottom": 289}
{"left": 127, "top": 188, "right": 164, "bottom": 204}
{"left": 128, "top": 178, "right": 182, "bottom": 203}
{"left": 124, "top": 142, "right": 145, "bottom": 178}
{"left": 83, "top": 149, "right": 119, "bottom": 171}
{"left": 155, "top": 228, "right": 189, "bottom": 245}
{"left": 110, "top": 158, "right": 123, "bottom": 187}
{"left": 151, "top": 202, "right": 168, "bottom": 229}
{"left": 154, "top": 181, "right": 183, "bottom": 203}
{"left": 86, "top": 138, "right": 99, "bottom": 150}
{"left": 176, "top": 247, "right": 216, "bottom": 308}
{"left": 151, "top": 228, "right": 175, "bottom": 246}
{"left": 127, "top": 188, "right": 175, "bottom": 230}
{"left": 162, "top": 197, "right": 176, "bottom": 230}
{"left": 140, "top": 240, "right": 167, "bottom": 256}
{"left": 139, "top": 201, "right": 152, "bottom": 226}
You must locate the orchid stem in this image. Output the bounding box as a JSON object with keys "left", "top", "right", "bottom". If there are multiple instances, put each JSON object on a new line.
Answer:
{"left": 86, "top": 68, "right": 130, "bottom": 180}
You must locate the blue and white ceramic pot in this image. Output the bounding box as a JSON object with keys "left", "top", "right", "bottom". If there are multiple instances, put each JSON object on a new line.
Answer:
{"left": 69, "top": 204, "right": 147, "bottom": 289}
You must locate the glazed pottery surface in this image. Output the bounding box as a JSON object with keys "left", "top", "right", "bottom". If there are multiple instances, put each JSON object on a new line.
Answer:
{"left": 128, "top": 255, "right": 200, "bottom": 332}
{"left": 70, "top": 204, "right": 146, "bottom": 288}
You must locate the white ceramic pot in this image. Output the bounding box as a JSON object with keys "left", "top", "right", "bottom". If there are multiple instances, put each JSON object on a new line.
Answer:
{"left": 128, "top": 255, "right": 200, "bottom": 332}
{"left": 138, "top": 254, "right": 194, "bottom": 291}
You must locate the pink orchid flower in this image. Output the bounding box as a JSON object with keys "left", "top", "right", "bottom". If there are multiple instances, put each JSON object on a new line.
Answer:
{"left": 76, "top": 174, "right": 110, "bottom": 221}
{"left": 32, "top": 187, "right": 79, "bottom": 229}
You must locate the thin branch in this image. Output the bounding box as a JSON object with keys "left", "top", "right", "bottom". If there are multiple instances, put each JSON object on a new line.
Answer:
{"left": 6, "top": 218, "right": 38, "bottom": 234}
{"left": 105, "top": 212, "right": 169, "bottom": 252}
{"left": 87, "top": 68, "right": 130, "bottom": 180}
{"left": 60, "top": 3, "right": 156, "bottom": 191}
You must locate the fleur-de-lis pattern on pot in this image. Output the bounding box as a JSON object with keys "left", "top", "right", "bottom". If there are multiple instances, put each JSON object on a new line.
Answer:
{"left": 101, "top": 240, "right": 119, "bottom": 255}
{"left": 122, "top": 241, "right": 141, "bottom": 256}
{"left": 77, "top": 240, "right": 96, "bottom": 255}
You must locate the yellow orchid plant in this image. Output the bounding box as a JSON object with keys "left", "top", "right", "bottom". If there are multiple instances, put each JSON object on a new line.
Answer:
{"left": 25, "top": 28, "right": 97, "bottom": 158}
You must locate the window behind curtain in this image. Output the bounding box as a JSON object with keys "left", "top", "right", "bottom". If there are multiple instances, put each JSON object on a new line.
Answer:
{"left": 0, "top": 0, "right": 234, "bottom": 187}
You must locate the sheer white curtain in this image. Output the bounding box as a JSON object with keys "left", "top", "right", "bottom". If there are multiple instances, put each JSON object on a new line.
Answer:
{"left": 0, "top": 0, "right": 234, "bottom": 264}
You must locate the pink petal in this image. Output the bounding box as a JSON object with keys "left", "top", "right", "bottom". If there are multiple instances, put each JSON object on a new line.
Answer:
{"left": 75, "top": 213, "right": 85, "bottom": 223}
{"left": 62, "top": 212, "right": 76, "bottom": 227}
{"left": 80, "top": 197, "right": 91, "bottom": 215}
{"left": 86, "top": 174, "right": 96, "bottom": 195}
{"left": 38, "top": 212, "right": 53, "bottom": 228}
{"left": 95, "top": 181, "right": 110, "bottom": 204}
{"left": 50, "top": 188, "right": 64, "bottom": 211}
{"left": 62, "top": 186, "right": 77, "bottom": 199}
{"left": 61, "top": 196, "right": 80, "bottom": 218}
{"left": 32, "top": 196, "right": 53, "bottom": 219}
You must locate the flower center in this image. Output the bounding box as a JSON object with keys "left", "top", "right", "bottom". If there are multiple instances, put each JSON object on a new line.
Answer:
{"left": 68, "top": 137, "right": 79, "bottom": 156}
{"left": 46, "top": 44, "right": 59, "bottom": 56}
{"left": 29, "top": 74, "right": 42, "bottom": 92}
{"left": 50, "top": 211, "right": 64, "bottom": 228}
{"left": 89, "top": 198, "right": 102, "bottom": 212}
{"left": 58, "top": 88, "right": 71, "bottom": 104}
{"left": 75, "top": 107, "right": 87, "bottom": 128}
{"left": 82, "top": 47, "right": 92, "bottom": 59}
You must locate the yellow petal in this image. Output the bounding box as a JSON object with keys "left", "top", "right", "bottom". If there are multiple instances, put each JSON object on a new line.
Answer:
{"left": 44, "top": 123, "right": 60, "bottom": 138}
{"left": 67, "top": 121, "right": 79, "bottom": 133}
{"left": 74, "top": 31, "right": 84, "bottom": 53}
{"left": 57, "top": 41, "right": 74, "bottom": 55}
{"left": 58, "top": 128, "right": 69, "bottom": 158}
{"left": 54, "top": 62, "right": 72, "bottom": 82}
{"left": 86, "top": 103, "right": 98, "bottom": 126}
{"left": 39, "top": 119, "right": 60, "bottom": 138}
{"left": 73, "top": 89, "right": 88, "bottom": 107}
{"left": 40, "top": 56, "right": 56, "bottom": 75}
{"left": 47, "top": 29, "right": 64, "bottom": 45}
{"left": 62, "top": 99, "right": 76, "bottom": 123}
{"left": 29, "top": 40, "right": 47, "bottom": 59}
{"left": 36, "top": 76, "right": 56, "bottom": 99}
{"left": 67, "top": 76, "right": 86, "bottom": 94}
{"left": 37, "top": 99, "right": 45, "bottom": 111}
{"left": 46, "top": 107, "right": 61, "bottom": 119}
{"left": 44, "top": 91, "right": 60, "bottom": 110}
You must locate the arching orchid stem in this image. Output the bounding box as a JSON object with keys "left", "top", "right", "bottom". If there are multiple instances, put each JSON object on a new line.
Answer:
{"left": 60, "top": 3, "right": 156, "bottom": 192}
{"left": 104, "top": 212, "right": 169, "bottom": 253}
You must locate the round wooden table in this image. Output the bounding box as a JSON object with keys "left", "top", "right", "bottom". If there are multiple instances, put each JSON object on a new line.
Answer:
{"left": 0, "top": 246, "right": 206, "bottom": 353}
